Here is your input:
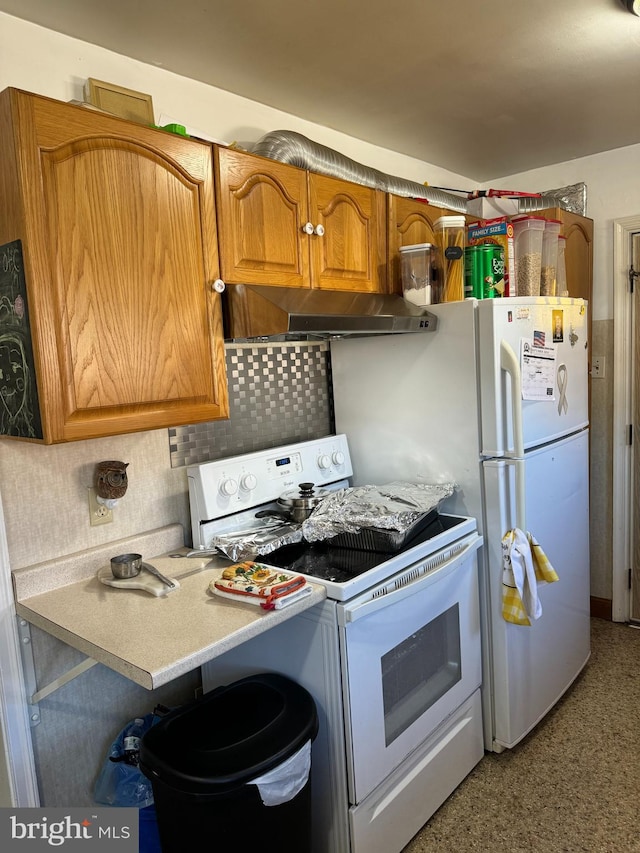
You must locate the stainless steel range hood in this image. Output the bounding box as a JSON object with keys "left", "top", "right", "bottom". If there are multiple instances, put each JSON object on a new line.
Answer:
{"left": 224, "top": 284, "right": 437, "bottom": 340}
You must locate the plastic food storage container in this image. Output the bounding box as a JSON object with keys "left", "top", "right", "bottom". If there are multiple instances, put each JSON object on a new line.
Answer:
{"left": 399, "top": 243, "right": 437, "bottom": 306}
{"left": 512, "top": 216, "right": 546, "bottom": 297}
{"left": 540, "top": 219, "right": 562, "bottom": 296}
{"left": 434, "top": 216, "right": 466, "bottom": 302}
{"left": 556, "top": 235, "right": 568, "bottom": 296}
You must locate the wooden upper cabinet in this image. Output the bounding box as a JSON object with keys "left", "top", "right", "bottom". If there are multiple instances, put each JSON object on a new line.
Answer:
{"left": 215, "top": 147, "right": 385, "bottom": 292}
{"left": 560, "top": 210, "right": 594, "bottom": 307}
{"left": 308, "top": 172, "right": 384, "bottom": 292}
{"left": 0, "top": 88, "right": 228, "bottom": 443}
{"left": 387, "top": 195, "right": 453, "bottom": 294}
{"left": 215, "top": 146, "right": 310, "bottom": 288}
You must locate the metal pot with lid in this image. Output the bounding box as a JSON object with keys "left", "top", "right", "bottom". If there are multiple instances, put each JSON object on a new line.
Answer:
{"left": 256, "top": 482, "right": 331, "bottom": 523}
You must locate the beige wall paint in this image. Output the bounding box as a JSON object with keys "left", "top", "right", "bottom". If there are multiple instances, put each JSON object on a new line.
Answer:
{"left": 0, "top": 9, "right": 476, "bottom": 578}
{"left": 1, "top": 6, "right": 474, "bottom": 797}
{"left": 0, "top": 4, "right": 629, "bottom": 807}
{"left": 493, "top": 148, "right": 640, "bottom": 606}
{"left": 0, "top": 13, "right": 623, "bottom": 606}
{"left": 589, "top": 319, "right": 614, "bottom": 601}
{"left": 0, "top": 431, "right": 189, "bottom": 571}
{"left": 0, "top": 11, "right": 627, "bottom": 590}
{"left": 492, "top": 144, "right": 640, "bottom": 325}
{"left": 0, "top": 13, "right": 473, "bottom": 193}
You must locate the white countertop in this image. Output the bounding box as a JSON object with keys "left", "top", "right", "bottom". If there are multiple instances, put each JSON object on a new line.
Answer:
{"left": 12, "top": 524, "right": 326, "bottom": 690}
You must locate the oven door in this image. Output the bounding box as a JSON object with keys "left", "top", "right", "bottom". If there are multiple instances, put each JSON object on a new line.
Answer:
{"left": 338, "top": 533, "right": 482, "bottom": 805}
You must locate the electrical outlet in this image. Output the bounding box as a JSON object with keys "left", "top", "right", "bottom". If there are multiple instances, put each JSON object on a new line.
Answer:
{"left": 88, "top": 487, "right": 113, "bottom": 526}
{"left": 592, "top": 356, "right": 606, "bottom": 378}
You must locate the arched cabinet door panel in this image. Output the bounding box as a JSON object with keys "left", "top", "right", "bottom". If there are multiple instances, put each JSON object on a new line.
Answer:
{"left": 309, "top": 173, "right": 384, "bottom": 293}
{"left": 387, "top": 196, "right": 452, "bottom": 295}
{"left": 0, "top": 88, "right": 228, "bottom": 443}
{"left": 215, "top": 147, "right": 310, "bottom": 288}
{"left": 215, "top": 147, "right": 385, "bottom": 293}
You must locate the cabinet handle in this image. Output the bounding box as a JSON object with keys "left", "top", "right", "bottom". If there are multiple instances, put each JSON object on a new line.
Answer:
{"left": 212, "top": 279, "right": 226, "bottom": 293}
{"left": 302, "top": 222, "right": 315, "bottom": 235}
{"left": 314, "top": 224, "right": 325, "bottom": 236}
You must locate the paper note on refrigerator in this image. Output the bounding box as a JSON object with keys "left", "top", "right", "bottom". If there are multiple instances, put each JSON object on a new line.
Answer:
{"left": 520, "top": 338, "right": 557, "bottom": 401}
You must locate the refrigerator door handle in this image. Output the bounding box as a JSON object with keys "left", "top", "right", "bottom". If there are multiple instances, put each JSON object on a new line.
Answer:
{"left": 500, "top": 340, "right": 526, "bottom": 531}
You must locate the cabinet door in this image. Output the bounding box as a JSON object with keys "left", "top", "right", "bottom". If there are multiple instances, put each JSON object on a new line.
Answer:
{"left": 561, "top": 209, "right": 594, "bottom": 412}
{"left": 387, "top": 196, "right": 451, "bottom": 295}
{"left": 215, "top": 147, "right": 310, "bottom": 288}
{"left": 6, "top": 90, "right": 228, "bottom": 442}
{"left": 308, "top": 173, "right": 384, "bottom": 292}
{"left": 561, "top": 211, "right": 593, "bottom": 307}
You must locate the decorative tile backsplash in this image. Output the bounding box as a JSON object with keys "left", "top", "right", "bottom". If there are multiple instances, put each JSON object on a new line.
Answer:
{"left": 169, "top": 341, "right": 334, "bottom": 467}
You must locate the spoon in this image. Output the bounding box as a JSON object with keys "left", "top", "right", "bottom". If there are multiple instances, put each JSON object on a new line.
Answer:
{"left": 141, "top": 562, "right": 178, "bottom": 590}
{"left": 169, "top": 550, "right": 218, "bottom": 558}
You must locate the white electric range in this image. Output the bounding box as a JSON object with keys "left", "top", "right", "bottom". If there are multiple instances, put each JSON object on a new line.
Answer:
{"left": 188, "top": 436, "right": 484, "bottom": 853}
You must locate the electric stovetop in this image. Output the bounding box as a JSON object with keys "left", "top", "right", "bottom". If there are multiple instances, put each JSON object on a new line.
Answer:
{"left": 263, "top": 513, "right": 466, "bottom": 584}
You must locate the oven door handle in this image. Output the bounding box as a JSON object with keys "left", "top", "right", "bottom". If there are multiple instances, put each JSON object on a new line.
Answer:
{"left": 341, "top": 535, "right": 481, "bottom": 624}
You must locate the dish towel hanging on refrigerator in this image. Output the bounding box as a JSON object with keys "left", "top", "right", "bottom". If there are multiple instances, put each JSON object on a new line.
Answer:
{"left": 501, "top": 529, "right": 559, "bottom": 625}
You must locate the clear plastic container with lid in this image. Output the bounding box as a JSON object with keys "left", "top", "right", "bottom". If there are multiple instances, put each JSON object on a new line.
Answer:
{"left": 434, "top": 215, "right": 466, "bottom": 302}
{"left": 399, "top": 242, "right": 437, "bottom": 306}
{"left": 556, "top": 235, "right": 568, "bottom": 297}
{"left": 512, "top": 215, "right": 546, "bottom": 297}
{"left": 540, "top": 219, "right": 562, "bottom": 296}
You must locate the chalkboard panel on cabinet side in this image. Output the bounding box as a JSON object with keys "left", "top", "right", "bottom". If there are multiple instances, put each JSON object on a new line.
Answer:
{"left": 0, "top": 239, "right": 43, "bottom": 439}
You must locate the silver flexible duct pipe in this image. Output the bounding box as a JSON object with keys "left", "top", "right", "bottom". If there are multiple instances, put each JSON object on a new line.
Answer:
{"left": 517, "top": 183, "right": 587, "bottom": 216}
{"left": 252, "top": 130, "right": 468, "bottom": 213}
{"left": 252, "top": 130, "right": 587, "bottom": 217}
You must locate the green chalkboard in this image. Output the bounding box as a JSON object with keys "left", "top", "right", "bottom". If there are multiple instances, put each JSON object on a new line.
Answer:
{"left": 0, "top": 240, "right": 43, "bottom": 439}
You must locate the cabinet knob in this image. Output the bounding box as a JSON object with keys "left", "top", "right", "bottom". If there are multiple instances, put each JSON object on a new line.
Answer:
{"left": 212, "top": 279, "right": 226, "bottom": 293}
{"left": 302, "top": 221, "right": 315, "bottom": 235}
{"left": 314, "top": 224, "right": 325, "bottom": 237}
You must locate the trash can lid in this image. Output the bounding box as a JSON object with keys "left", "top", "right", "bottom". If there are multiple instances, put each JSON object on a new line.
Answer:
{"left": 139, "top": 673, "right": 318, "bottom": 795}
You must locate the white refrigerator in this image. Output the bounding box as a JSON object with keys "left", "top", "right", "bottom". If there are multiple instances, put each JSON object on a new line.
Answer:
{"left": 330, "top": 296, "right": 591, "bottom": 752}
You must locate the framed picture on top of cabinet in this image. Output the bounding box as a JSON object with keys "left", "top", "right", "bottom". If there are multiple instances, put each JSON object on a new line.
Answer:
{"left": 84, "top": 78, "right": 155, "bottom": 126}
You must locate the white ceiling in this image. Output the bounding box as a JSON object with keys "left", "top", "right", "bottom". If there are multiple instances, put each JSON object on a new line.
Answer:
{"left": 1, "top": 0, "right": 639, "bottom": 181}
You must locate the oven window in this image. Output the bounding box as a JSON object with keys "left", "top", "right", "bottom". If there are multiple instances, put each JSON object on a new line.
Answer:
{"left": 381, "top": 603, "right": 461, "bottom": 746}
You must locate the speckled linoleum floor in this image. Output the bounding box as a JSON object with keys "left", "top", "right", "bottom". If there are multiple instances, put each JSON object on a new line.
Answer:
{"left": 403, "top": 618, "right": 640, "bottom": 853}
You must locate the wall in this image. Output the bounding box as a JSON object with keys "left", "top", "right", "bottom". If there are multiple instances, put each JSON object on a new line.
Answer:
{"left": 0, "top": 9, "right": 633, "bottom": 805}
{"left": 2, "top": 340, "right": 334, "bottom": 807}
{"left": 492, "top": 147, "right": 640, "bottom": 601}
{"left": 0, "top": 14, "right": 472, "bottom": 193}
{"left": 0, "top": 10, "right": 474, "bottom": 571}
{"left": 0, "top": 343, "right": 333, "bottom": 571}
{"left": 0, "top": 12, "right": 475, "bottom": 807}
{"left": 490, "top": 144, "right": 640, "bottom": 324}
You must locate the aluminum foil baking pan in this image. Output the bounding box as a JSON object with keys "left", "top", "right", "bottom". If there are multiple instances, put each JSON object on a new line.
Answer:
{"left": 211, "top": 519, "right": 303, "bottom": 562}
{"left": 301, "top": 481, "right": 455, "bottom": 546}
{"left": 328, "top": 507, "right": 439, "bottom": 553}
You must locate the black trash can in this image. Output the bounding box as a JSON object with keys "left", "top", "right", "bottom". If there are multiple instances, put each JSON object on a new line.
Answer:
{"left": 139, "top": 672, "right": 318, "bottom": 853}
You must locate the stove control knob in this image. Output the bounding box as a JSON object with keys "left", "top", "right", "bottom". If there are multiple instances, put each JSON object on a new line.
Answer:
{"left": 332, "top": 451, "right": 345, "bottom": 466}
{"left": 318, "top": 454, "right": 331, "bottom": 470}
{"left": 219, "top": 477, "right": 238, "bottom": 497}
{"left": 239, "top": 473, "right": 257, "bottom": 492}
